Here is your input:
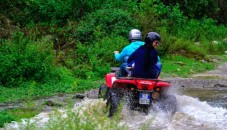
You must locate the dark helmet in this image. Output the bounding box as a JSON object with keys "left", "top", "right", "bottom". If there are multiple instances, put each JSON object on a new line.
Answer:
{"left": 144, "top": 32, "right": 161, "bottom": 45}
{"left": 128, "top": 29, "right": 142, "bottom": 42}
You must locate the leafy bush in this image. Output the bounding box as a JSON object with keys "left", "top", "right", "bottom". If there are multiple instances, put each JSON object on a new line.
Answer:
{"left": 0, "top": 31, "right": 55, "bottom": 86}
{"left": 158, "top": 31, "right": 206, "bottom": 59}
{"left": 70, "top": 36, "right": 128, "bottom": 79}
{"left": 4, "top": 0, "right": 75, "bottom": 25}
{"left": 2, "top": 0, "right": 138, "bottom": 26}
{"left": 137, "top": 0, "right": 187, "bottom": 34}
{"left": 75, "top": 8, "right": 139, "bottom": 44}
{"left": 161, "top": 0, "right": 225, "bottom": 24}
{"left": 175, "top": 18, "right": 227, "bottom": 42}
{"left": 173, "top": 18, "right": 227, "bottom": 55}
{"left": 0, "top": 111, "right": 14, "bottom": 127}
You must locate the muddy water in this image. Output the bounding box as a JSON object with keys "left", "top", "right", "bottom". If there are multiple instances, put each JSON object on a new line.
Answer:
{"left": 120, "top": 88, "right": 227, "bottom": 130}
{"left": 4, "top": 88, "right": 227, "bottom": 130}
{"left": 181, "top": 88, "right": 227, "bottom": 109}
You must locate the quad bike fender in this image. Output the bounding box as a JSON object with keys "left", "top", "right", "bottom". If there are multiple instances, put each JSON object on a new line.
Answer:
{"left": 156, "top": 81, "right": 171, "bottom": 87}
{"left": 105, "top": 73, "right": 117, "bottom": 88}
{"left": 106, "top": 73, "right": 171, "bottom": 89}
{"left": 136, "top": 80, "right": 170, "bottom": 90}
{"left": 105, "top": 74, "right": 138, "bottom": 88}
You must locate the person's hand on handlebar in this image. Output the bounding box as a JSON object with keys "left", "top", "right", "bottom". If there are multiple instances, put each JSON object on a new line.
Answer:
{"left": 114, "top": 51, "right": 119, "bottom": 54}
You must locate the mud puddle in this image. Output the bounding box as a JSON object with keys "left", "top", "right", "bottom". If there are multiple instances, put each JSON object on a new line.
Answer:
{"left": 181, "top": 88, "right": 227, "bottom": 108}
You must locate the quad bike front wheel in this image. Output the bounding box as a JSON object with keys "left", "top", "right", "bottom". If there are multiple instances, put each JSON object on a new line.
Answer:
{"left": 107, "top": 88, "right": 124, "bottom": 117}
{"left": 98, "top": 84, "right": 108, "bottom": 99}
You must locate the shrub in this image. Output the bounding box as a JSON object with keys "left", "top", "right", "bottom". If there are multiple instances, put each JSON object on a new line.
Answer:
{"left": 10, "top": 0, "right": 74, "bottom": 25}
{"left": 75, "top": 8, "right": 139, "bottom": 44}
{"left": 69, "top": 36, "right": 127, "bottom": 79}
{"left": 0, "top": 111, "right": 14, "bottom": 127}
{"left": 158, "top": 31, "right": 206, "bottom": 59}
{"left": 0, "top": 31, "right": 55, "bottom": 86}
{"left": 137, "top": 0, "right": 187, "bottom": 34}
{"left": 173, "top": 18, "right": 227, "bottom": 54}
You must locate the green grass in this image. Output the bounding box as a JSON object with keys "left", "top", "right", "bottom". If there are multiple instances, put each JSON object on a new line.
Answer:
{"left": 221, "top": 54, "right": 227, "bottom": 62}
{"left": 0, "top": 79, "right": 104, "bottom": 103}
{"left": 161, "top": 55, "right": 215, "bottom": 78}
{"left": 0, "top": 108, "right": 40, "bottom": 127}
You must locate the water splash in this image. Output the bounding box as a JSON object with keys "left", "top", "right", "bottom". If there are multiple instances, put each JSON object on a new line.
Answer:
{"left": 120, "top": 94, "right": 227, "bottom": 130}
{"left": 169, "top": 95, "right": 227, "bottom": 130}
{"left": 4, "top": 95, "right": 227, "bottom": 130}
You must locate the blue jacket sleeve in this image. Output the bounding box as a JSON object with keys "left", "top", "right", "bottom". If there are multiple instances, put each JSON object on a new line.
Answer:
{"left": 114, "top": 47, "right": 128, "bottom": 61}
{"left": 157, "top": 56, "right": 160, "bottom": 62}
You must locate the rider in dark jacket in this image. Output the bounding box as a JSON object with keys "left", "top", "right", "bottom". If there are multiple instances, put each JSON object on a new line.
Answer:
{"left": 127, "top": 32, "right": 161, "bottom": 79}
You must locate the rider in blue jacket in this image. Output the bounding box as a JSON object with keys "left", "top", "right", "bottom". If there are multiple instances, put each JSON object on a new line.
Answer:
{"left": 114, "top": 29, "right": 144, "bottom": 77}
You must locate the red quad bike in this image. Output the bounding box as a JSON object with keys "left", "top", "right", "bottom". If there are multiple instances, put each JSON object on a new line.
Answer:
{"left": 98, "top": 67, "right": 177, "bottom": 117}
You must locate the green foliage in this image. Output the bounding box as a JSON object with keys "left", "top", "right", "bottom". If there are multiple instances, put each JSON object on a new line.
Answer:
{"left": 176, "top": 18, "right": 227, "bottom": 42}
{"left": 158, "top": 32, "right": 206, "bottom": 59}
{"left": 0, "top": 31, "right": 55, "bottom": 86}
{"left": 137, "top": 0, "right": 164, "bottom": 33}
{"left": 25, "top": 0, "right": 74, "bottom": 24}
{"left": 172, "top": 18, "right": 227, "bottom": 55}
{"left": 138, "top": 0, "right": 187, "bottom": 34}
{"left": 0, "top": 111, "right": 14, "bottom": 127}
{"left": 1, "top": 0, "right": 75, "bottom": 25}
{"left": 138, "top": 1, "right": 227, "bottom": 56}
{"left": 0, "top": 108, "right": 39, "bottom": 128}
{"left": 1, "top": 0, "right": 138, "bottom": 26}
{"left": 70, "top": 36, "right": 127, "bottom": 79}
{"left": 76, "top": 8, "right": 139, "bottom": 43}
{"left": 161, "top": 0, "right": 224, "bottom": 24}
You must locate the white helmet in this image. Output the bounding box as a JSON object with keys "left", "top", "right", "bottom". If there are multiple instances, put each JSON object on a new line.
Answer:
{"left": 128, "top": 29, "right": 142, "bottom": 42}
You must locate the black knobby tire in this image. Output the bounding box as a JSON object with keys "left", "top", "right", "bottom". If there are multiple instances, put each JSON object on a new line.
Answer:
{"left": 108, "top": 88, "right": 123, "bottom": 117}
{"left": 126, "top": 91, "right": 139, "bottom": 110}
{"left": 142, "top": 105, "right": 150, "bottom": 115}
{"left": 157, "top": 94, "right": 177, "bottom": 115}
{"left": 98, "top": 84, "right": 107, "bottom": 99}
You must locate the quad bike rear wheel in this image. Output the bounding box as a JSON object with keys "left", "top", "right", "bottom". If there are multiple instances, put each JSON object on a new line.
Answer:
{"left": 153, "top": 94, "right": 177, "bottom": 115}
